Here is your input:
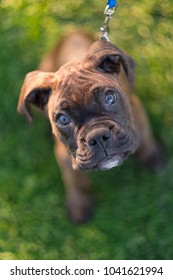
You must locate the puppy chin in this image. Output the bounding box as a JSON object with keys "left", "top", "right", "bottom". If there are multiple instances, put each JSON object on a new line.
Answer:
{"left": 71, "top": 155, "right": 126, "bottom": 171}
{"left": 93, "top": 155, "right": 124, "bottom": 171}
{"left": 96, "top": 158, "right": 120, "bottom": 170}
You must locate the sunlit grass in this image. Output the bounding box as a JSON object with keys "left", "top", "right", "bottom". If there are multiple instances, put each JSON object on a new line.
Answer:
{"left": 0, "top": 0, "right": 173, "bottom": 260}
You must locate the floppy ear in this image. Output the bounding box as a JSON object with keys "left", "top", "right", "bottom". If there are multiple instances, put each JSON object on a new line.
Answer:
{"left": 84, "top": 40, "right": 136, "bottom": 86}
{"left": 17, "top": 70, "right": 56, "bottom": 123}
{"left": 96, "top": 53, "right": 135, "bottom": 85}
{"left": 97, "top": 54, "right": 122, "bottom": 74}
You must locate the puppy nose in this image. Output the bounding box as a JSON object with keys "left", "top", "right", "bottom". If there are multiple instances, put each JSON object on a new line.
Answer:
{"left": 86, "top": 129, "right": 110, "bottom": 147}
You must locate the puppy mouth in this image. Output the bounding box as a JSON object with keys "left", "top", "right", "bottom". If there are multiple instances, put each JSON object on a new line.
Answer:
{"left": 92, "top": 151, "right": 129, "bottom": 170}
{"left": 71, "top": 120, "right": 139, "bottom": 171}
{"left": 75, "top": 151, "right": 130, "bottom": 171}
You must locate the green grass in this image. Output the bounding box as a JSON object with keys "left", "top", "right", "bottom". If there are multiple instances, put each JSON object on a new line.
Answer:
{"left": 0, "top": 0, "right": 173, "bottom": 260}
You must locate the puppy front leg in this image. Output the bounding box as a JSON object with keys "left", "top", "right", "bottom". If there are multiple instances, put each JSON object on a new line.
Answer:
{"left": 54, "top": 138, "right": 92, "bottom": 223}
{"left": 132, "top": 95, "right": 164, "bottom": 170}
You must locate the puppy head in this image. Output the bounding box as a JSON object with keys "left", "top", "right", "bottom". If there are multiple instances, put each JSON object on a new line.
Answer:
{"left": 18, "top": 40, "right": 139, "bottom": 171}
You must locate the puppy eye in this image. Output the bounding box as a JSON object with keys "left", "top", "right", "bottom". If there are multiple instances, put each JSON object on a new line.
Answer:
{"left": 105, "top": 92, "right": 116, "bottom": 105}
{"left": 56, "top": 114, "right": 71, "bottom": 126}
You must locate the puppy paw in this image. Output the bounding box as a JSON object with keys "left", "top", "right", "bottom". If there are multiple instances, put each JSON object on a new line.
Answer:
{"left": 139, "top": 144, "right": 165, "bottom": 172}
{"left": 66, "top": 194, "right": 93, "bottom": 224}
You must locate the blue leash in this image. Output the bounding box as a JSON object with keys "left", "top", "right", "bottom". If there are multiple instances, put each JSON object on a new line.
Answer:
{"left": 107, "top": 0, "right": 117, "bottom": 9}
{"left": 100, "top": 0, "right": 117, "bottom": 41}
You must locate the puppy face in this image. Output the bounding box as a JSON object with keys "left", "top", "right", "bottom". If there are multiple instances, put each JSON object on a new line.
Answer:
{"left": 18, "top": 40, "right": 140, "bottom": 171}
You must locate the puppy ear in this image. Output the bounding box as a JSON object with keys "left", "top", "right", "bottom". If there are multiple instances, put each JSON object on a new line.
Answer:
{"left": 17, "top": 70, "right": 56, "bottom": 123}
{"left": 85, "top": 40, "right": 136, "bottom": 85}
{"left": 97, "top": 54, "right": 121, "bottom": 74}
{"left": 97, "top": 53, "right": 135, "bottom": 85}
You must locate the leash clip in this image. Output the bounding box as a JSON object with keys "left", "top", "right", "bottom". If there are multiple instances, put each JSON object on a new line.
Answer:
{"left": 100, "top": 1, "right": 117, "bottom": 41}
{"left": 104, "top": 4, "right": 116, "bottom": 15}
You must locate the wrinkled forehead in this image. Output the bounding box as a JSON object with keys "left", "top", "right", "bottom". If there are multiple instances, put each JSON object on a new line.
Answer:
{"left": 56, "top": 64, "right": 118, "bottom": 100}
{"left": 48, "top": 38, "right": 125, "bottom": 112}
{"left": 48, "top": 67, "right": 118, "bottom": 116}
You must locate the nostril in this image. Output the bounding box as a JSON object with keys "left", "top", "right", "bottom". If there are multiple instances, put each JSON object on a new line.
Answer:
{"left": 86, "top": 129, "right": 111, "bottom": 147}
{"left": 102, "top": 135, "right": 110, "bottom": 141}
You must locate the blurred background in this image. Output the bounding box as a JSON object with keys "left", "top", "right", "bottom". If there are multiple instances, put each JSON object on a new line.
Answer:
{"left": 0, "top": 0, "right": 173, "bottom": 260}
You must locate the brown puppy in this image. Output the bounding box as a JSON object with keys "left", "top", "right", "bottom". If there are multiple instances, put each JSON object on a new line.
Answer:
{"left": 17, "top": 31, "right": 163, "bottom": 223}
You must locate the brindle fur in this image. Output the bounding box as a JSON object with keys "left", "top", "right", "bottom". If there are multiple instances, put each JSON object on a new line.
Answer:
{"left": 17, "top": 31, "right": 163, "bottom": 223}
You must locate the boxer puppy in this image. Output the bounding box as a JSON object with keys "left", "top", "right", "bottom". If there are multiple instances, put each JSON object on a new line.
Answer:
{"left": 17, "top": 31, "right": 163, "bottom": 223}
